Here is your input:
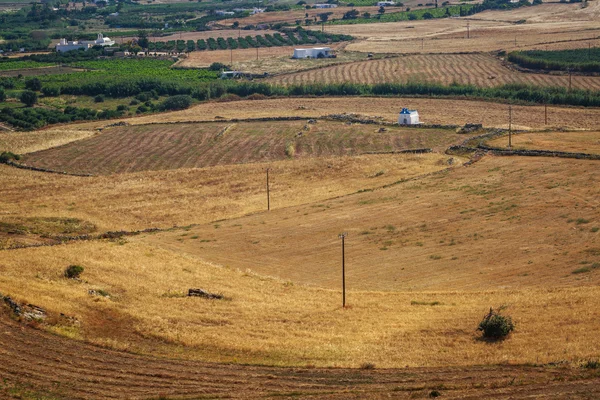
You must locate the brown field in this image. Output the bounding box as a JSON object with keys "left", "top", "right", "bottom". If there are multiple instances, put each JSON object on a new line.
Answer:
{"left": 69, "top": 97, "right": 600, "bottom": 131}
{"left": 177, "top": 43, "right": 347, "bottom": 69}
{"left": 487, "top": 130, "right": 600, "bottom": 154}
{"left": 268, "top": 53, "right": 600, "bottom": 89}
{"left": 21, "top": 120, "right": 468, "bottom": 175}
{"left": 1, "top": 155, "right": 600, "bottom": 370}
{"left": 0, "top": 152, "right": 452, "bottom": 238}
{"left": 140, "top": 156, "right": 600, "bottom": 291}
{"left": 326, "top": 3, "right": 600, "bottom": 54}
{"left": 3, "top": 310, "right": 600, "bottom": 400}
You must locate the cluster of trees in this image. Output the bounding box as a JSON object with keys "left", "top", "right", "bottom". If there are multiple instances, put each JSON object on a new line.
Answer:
{"left": 508, "top": 48, "right": 600, "bottom": 73}
{"left": 146, "top": 30, "right": 351, "bottom": 52}
{"left": 0, "top": 105, "right": 119, "bottom": 130}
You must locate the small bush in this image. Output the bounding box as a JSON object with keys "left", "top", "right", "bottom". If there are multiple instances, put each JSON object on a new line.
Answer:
{"left": 159, "top": 95, "right": 192, "bottom": 111}
{"left": 582, "top": 359, "right": 600, "bottom": 369}
{"left": 94, "top": 94, "right": 105, "bottom": 103}
{"left": 360, "top": 362, "right": 375, "bottom": 369}
{"left": 0, "top": 151, "right": 21, "bottom": 163}
{"left": 64, "top": 265, "right": 84, "bottom": 279}
{"left": 478, "top": 307, "right": 514, "bottom": 339}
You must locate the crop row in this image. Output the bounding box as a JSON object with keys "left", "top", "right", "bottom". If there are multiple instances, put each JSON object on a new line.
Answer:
{"left": 508, "top": 48, "right": 600, "bottom": 73}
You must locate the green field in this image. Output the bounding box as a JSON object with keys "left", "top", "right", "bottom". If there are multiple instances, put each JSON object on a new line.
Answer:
{"left": 508, "top": 48, "right": 600, "bottom": 73}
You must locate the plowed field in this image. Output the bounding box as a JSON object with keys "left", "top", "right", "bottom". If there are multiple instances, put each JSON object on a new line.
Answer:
{"left": 268, "top": 53, "right": 600, "bottom": 90}
{"left": 2, "top": 311, "right": 599, "bottom": 399}
{"left": 21, "top": 120, "right": 464, "bottom": 175}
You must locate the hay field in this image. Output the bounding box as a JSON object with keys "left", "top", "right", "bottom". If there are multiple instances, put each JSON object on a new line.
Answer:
{"left": 2, "top": 239, "right": 600, "bottom": 368}
{"left": 140, "top": 156, "right": 600, "bottom": 291}
{"left": 21, "top": 121, "right": 466, "bottom": 175}
{"left": 177, "top": 43, "right": 346, "bottom": 69}
{"left": 0, "top": 153, "right": 451, "bottom": 237}
{"left": 0, "top": 127, "right": 96, "bottom": 154}
{"left": 326, "top": 3, "right": 600, "bottom": 54}
{"left": 268, "top": 53, "right": 600, "bottom": 90}
{"left": 71, "top": 97, "right": 600, "bottom": 130}
{"left": 487, "top": 130, "right": 600, "bottom": 154}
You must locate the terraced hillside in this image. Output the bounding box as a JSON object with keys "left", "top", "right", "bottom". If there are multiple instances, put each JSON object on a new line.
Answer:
{"left": 268, "top": 53, "right": 600, "bottom": 90}
{"left": 21, "top": 120, "right": 465, "bottom": 175}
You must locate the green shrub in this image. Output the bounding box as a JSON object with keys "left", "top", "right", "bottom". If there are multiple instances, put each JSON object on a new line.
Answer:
{"left": 477, "top": 307, "right": 514, "bottom": 339}
{"left": 94, "top": 94, "right": 105, "bottom": 103}
{"left": 19, "top": 90, "right": 38, "bottom": 107}
{"left": 0, "top": 151, "right": 21, "bottom": 163}
{"left": 159, "top": 95, "right": 192, "bottom": 111}
{"left": 64, "top": 265, "right": 84, "bottom": 279}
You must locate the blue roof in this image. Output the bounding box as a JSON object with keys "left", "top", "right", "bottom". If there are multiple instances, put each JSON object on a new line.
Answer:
{"left": 400, "top": 108, "right": 417, "bottom": 114}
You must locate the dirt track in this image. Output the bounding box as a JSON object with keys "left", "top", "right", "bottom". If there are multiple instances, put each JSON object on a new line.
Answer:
{"left": 1, "top": 311, "right": 599, "bottom": 399}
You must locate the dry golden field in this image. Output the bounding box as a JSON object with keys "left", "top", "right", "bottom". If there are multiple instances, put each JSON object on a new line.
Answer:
{"left": 177, "top": 42, "right": 347, "bottom": 69}
{"left": 140, "top": 156, "right": 600, "bottom": 291}
{"left": 487, "top": 130, "right": 600, "bottom": 154}
{"left": 2, "top": 239, "right": 600, "bottom": 369}
{"left": 69, "top": 97, "right": 600, "bottom": 131}
{"left": 268, "top": 53, "right": 600, "bottom": 89}
{"left": 326, "top": 3, "right": 600, "bottom": 54}
{"left": 20, "top": 121, "right": 468, "bottom": 175}
{"left": 0, "top": 152, "right": 452, "bottom": 239}
{"left": 0, "top": 127, "right": 96, "bottom": 154}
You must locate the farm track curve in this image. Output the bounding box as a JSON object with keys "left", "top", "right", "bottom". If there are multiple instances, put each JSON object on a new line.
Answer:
{"left": 1, "top": 310, "right": 600, "bottom": 399}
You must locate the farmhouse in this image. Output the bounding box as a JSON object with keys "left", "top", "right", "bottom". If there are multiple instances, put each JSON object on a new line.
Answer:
{"left": 377, "top": 1, "right": 396, "bottom": 6}
{"left": 56, "top": 33, "right": 115, "bottom": 52}
{"left": 398, "top": 108, "right": 420, "bottom": 125}
{"left": 314, "top": 3, "right": 337, "bottom": 8}
{"left": 293, "top": 47, "right": 334, "bottom": 59}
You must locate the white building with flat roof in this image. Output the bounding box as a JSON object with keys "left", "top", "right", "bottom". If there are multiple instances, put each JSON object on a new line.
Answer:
{"left": 293, "top": 47, "right": 333, "bottom": 59}
{"left": 56, "top": 33, "right": 115, "bottom": 52}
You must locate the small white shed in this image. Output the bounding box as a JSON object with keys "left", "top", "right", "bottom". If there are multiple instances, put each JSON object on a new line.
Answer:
{"left": 293, "top": 47, "right": 333, "bottom": 59}
{"left": 398, "top": 108, "right": 420, "bottom": 125}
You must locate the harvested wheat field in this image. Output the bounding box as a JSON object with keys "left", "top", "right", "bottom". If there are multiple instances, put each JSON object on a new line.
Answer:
{"left": 140, "top": 156, "right": 600, "bottom": 291}
{"left": 487, "top": 130, "right": 600, "bottom": 154}
{"left": 2, "top": 238, "right": 600, "bottom": 369}
{"left": 0, "top": 152, "right": 452, "bottom": 240}
{"left": 326, "top": 3, "right": 600, "bottom": 54}
{"left": 21, "top": 120, "right": 468, "bottom": 175}
{"left": 0, "top": 127, "right": 96, "bottom": 154}
{"left": 71, "top": 97, "right": 600, "bottom": 130}
{"left": 2, "top": 311, "right": 600, "bottom": 400}
{"left": 268, "top": 53, "right": 600, "bottom": 90}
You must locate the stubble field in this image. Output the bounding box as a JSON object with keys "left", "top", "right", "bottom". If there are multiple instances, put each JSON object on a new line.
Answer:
{"left": 268, "top": 53, "right": 600, "bottom": 89}
{"left": 20, "top": 120, "right": 468, "bottom": 175}
{"left": 486, "top": 130, "right": 600, "bottom": 154}
{"left": 61, "top": 97, "right": 600, "bottom": 131}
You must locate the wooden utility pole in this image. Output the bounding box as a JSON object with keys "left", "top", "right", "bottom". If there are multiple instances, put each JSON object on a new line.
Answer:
{"left": 508, "top": 105, "right": 512, "bottom": 148}
{"left": 467, "top": 22, "right": 470, "bottom": 39}
{"left": 421, "top": 38, "right": 424, "bottom": 50}
{"left": 338, "top": 233, "right": 347, "bottom": 308}
{"left": 266, "top": 168, "right": 270, "bottom": 211}
{"left": 256, "top": 46, "right": 259, "bottom": 60}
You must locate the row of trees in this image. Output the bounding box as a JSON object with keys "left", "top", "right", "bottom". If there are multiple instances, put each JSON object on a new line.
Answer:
{"left": 508, "top": 49, "right": 600, "bottom": 73}
{"left": 3, "top": 80, "right": 600, "bottom": 130}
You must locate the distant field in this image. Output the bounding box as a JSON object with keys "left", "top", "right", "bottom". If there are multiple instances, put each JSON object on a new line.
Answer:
{"left": 487, "top": 130, "right": 600, "bottom": 154}
{"left": 21, "top": 120, "right": 463, "bottom": 175}
{"left": 325, "top": 3, "right": 600, "bottom": 54}
{"left": 142, "top": 156, "right": 600, "bottom": 292}
{"left": 268, "top": 53, "right": 600, "bottom": 90}
{"left": 67, "top": 97, "right": 600, "bottom": 131}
